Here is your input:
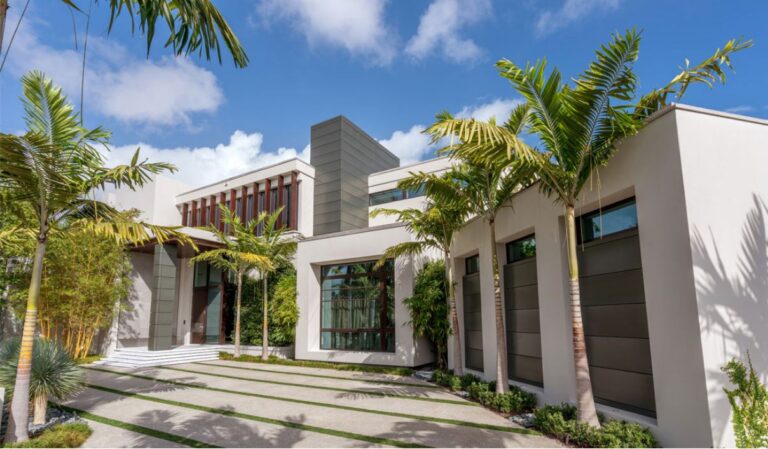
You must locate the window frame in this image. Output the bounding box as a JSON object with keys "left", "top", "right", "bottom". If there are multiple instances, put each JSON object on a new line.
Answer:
{"left": 506, "top": 234, "right": 537, "bottom": 264}
{"left": 465, "top": 255, "right": 480, "bottom": 275}
{"left": 577, "top": 198, "right": 638, "bottom": 244}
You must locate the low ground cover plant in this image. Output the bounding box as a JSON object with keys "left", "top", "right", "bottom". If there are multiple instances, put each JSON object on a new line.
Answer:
{"left": 219, "top": 352, "right": 414, "bottom": 376}
{"left": 3, "top": 422, "right": 92, "bottom": 448}
{"left": 431, "top": 369, "right": 536, "bottom": 414}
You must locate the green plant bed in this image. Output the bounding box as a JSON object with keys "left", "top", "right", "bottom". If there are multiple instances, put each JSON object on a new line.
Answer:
{"left": 75, "top": 355, "right": 102, "bottom": 365}
{"left": 533, "top": 404, "right": 658, "bottom": 448}
{"left": 431, "top": 369, "right": 536, "bottom": 414}
{"left": 219, "top": 352, "right": 414, "bottom": 376}
{"left": 4, "top": 423, "right": 92, "bottom": 448}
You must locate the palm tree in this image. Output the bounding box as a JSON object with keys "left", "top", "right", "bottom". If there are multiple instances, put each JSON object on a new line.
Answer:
{"left": 0, "top": 0, "right": 248, "bottom": 69}
{"left": 400, "top": 159, "right": 535, "bottom": 393}
{"left": 427, "top": 30, "right": 750, "bottom": 426}
{"left": 0, "top": 71, "right": 192, "bottom": 443}
{"left": 371, "top": 196, "right": 468, "bottom": 375}
{"left": 189, "top": 204, "right": 272, "bottom": 358}
{"left": 257, "top": 207, "right": 297, "bottom": 360}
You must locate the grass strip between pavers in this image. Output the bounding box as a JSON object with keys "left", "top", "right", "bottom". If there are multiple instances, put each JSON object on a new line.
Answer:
{"left": 196, "top": 361, "right": 440, "bottom": 389}
{"left": 85, "top": 367, "right": 539, "bottom": 435}
{"left": 57, "top": 404, "right": 216, "bottom": 448}
{"left": 83, "top": 383, "right": 430, "bottom": 448}
{"left": 162, "top": 365, "right": 473, "bottom": 406}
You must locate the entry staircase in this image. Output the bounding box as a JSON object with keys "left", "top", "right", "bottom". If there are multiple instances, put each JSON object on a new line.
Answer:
{"left": 94, "top": 345, "right": 221, "bottom": 368}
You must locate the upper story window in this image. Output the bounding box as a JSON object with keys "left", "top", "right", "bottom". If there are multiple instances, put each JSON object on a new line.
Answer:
{"left": 578, "top": 198, "right": 638, "bottom": 243}
{"left": 507, "top": 235, "right": 536, "bottom": 263}
{"left": 368, "top": 183, "right": 426, "bottom": 206}
{"left": 465, "top": 255, "right": 480, "bottom": 275}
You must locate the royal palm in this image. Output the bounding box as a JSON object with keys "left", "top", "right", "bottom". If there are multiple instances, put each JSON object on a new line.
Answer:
{"left": 0, "top": 71, "right": 191, "bottom": 442}
{"left": 189, "top": 205, "right": 273, "bottom": 358}
{"left": 428, "top": 30, "right": 750, "bottom": 426}
{"left": 371, "top": 196, "right": 468, "bottom": 375}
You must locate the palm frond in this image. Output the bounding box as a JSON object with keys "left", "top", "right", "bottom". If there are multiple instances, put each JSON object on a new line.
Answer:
{"left": 374, "top": 241, "right": 428, "bottom": 269}
{"left": 87, "top": 148, "right": 176, "bottom": 191}
{"left": 107, "top": 0, "right": 249, "bottom": 68}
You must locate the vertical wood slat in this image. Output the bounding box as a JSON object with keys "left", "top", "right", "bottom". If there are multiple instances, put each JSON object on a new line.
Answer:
{"left": 190, "top": 200, "right": 197, "bottom": 227}
{"left": 182, "top": 203, "right": 189, "bottom": 226}
{"left": 277, "top": 175, "right": 285, "bottom": 227}
{"left": 290, "top": 171, "right": 298, "bottom": 230}
{"left": 264, "top": 178, "right": 272, "bottom": 215}
{"left": 200, "top": 197, "right": 207, "bottom": 226}
{"left": 252, "top": 181, "right": 259, "bottom": 234}
{"left": 209, "top": 195, "right": 216, "bottom": 226}
{"left": 219, "top": 192, "right": 226, "bottom": 232}
{"left": 241, "top": 186, "right": 248, "bottom": 224}
{"left": 229, "top": 189, "right": 237, "bottom": 233}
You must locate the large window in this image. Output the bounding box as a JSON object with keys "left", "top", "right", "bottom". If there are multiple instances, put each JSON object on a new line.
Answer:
{"left": 368, "top": 183, "right": 426, "bottom": 206}
{"left": 320, "top": 260, "right": 394, "bottom": 352}
{"left": 579, "top": 199, "right": 638, "bottom": 243}
{"left": 506, "top": 235, "right": 536, "bottom": 263}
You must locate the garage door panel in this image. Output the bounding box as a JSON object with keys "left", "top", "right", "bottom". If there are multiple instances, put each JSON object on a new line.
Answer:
{"left": 578, "top": 234, "right": 642, "bottom": 277}
{"left": 506, "top": 308, "right": 540, "bottom": 333}
{"left": 586, "top": 336, "right": 653, "bottom": 374}
{"left": 504, "top": 284, "right": 539, "bottom": 310}
{"left": 582, "top": 304, "right": 649, "bottom": 339}
{"left": 503, "top": 260, "right": 537, "bottom": 286}
{"left": 463, "top": 273, "right": 481, "bottom": 295}
{"left": 466, "top": 330, "right": 484, "bottom": 350}
{"left": 507, "top": 332, "right": 542, "bottom": 358}
{"left": 464, "top": 311, "right": 483, "bottom": 329}
{"left": 466, "top": 348, "right": 484, "bottom": 372}
{"left": 463, "top": 272, "right": 483, "bottom": 373}
{"left": 580, "top": 269, "right": 645, "bottom": 306}
{"left": 508, "top": 354, "right": 543, "bottom": 386}
{"left": 590, "top": 366, "right": 656, "bottom": 415}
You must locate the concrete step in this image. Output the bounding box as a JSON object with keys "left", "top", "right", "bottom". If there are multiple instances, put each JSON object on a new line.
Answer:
{"left": 96, "top": 346, "right": 221, "bottom": 368}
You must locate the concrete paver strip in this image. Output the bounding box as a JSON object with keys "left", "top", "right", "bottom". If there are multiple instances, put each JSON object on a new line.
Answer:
{"left": 83, "top": 367, "right": 560, "bottom": 448}
{"left": 82, "top": 419, "right": 187, "bottom": 448}
{"left": 67, "top": 386, "right": 376, "bottom": 448}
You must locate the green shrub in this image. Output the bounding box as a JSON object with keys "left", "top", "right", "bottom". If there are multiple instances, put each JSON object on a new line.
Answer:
{"left": 431, "top": 369, "right": 537, "bottom": 413}
{"left": 403, "top": 261, "right": 451, "bottom": 368}
{"left": 240, "top": 265, "right": 298, "bottom": 346}
{"left": 722, "top": 355, "right": 768, "bottom": 448}
{"left": 459, "top": 373, "right": 481, "bottom": 390}
{"left": 533, "top": 404, "right": 657, "bottom": 448}
{"left": 4, "top": 422, "right": 92, "bottom": 448}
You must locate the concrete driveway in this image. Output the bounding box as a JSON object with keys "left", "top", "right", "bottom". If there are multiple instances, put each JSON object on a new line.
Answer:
{"left": 65, "top": 359, "right": 560, "bottom": 448}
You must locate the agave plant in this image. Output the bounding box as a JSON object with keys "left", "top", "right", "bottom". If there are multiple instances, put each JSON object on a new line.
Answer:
{"left": 0, "top": 337, "right": 85, "bottom": 426}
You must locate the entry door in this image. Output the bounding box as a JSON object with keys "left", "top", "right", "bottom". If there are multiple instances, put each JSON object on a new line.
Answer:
{"left": 191, "top": 288, "right": 207, "bottom": 344}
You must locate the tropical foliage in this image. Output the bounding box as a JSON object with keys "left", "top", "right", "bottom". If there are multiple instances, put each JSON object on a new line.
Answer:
{"left": 190, "top": 204, "right": 272, "bottom": 357}
{"left": 425, "top": 29, "right": 749, "bottom": 425}
{"left": 240, "top": 265, "right": 298, "bottom": 347}
{"left": 0, "top": 71, "right": 189, "bottom": 443}
{"left": 403, "top": 261, "right": 450, "bottom": 368}
{"left": 371, "top": 197, "right": 467, "bottom": 375}
{"left": 0, "top": 337, "right": 85, "bottom": 426}
{"left": 723, "top": 355, "right": 768, "bottom": 448}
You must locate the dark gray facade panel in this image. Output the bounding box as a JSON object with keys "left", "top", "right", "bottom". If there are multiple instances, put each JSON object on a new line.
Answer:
{"left": 311, "top": 116, "right": 399, "bottom": 236}
{"left": 579, "top": 227, "right": 656, "bottom": 416}
{"left": 463, "top": 272, "right": 484, "bottom": 372}
{"left": 148, "top": 244, "right": 177, "bottom": 351}
{"left": 503, "top": 255, "right": 543, "bottom": 386}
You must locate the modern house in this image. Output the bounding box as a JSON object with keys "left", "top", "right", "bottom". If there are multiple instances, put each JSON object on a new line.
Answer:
{"left": 103, "top": 106, "right": 767, "bottom": 447}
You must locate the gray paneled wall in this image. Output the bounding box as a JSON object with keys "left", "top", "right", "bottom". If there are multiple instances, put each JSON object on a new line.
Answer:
{"left": 462, "top": 272, "right": 484, "bottom": 372}
{"left": 579, "top": 229, "right": 656, "bottom": 416}
{"left": 503, "top": 258, "right": 544, "bottom": 386}
{"left": 310, "top": 116, "right": 399, "bottom": 236}
{"left": 148, "top": 244, "right": 178, "bottom": 351}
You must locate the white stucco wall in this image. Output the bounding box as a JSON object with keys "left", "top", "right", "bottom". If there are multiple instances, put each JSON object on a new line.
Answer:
{"left": 295, "top": 224, "right": 435, "bottom": 367}
{"left": 446, "top": 105, "right": 767, "bottom": 447}
{"left": 117, "top": 252, "right": 154, "bottom": 347}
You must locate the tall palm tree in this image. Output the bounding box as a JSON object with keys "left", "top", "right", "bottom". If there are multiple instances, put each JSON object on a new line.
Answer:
{"left": 371, "top": 197, "right": 468, "bottom": 375}
{"left": 0, "top": 71, "right": 192, "bottom": 443}
{"left": 401, "top": 159, "right": 535, "bottom": 393}
{"left": 257, "top": 207, "right": 297, "bottom": 360}
{"left": 189, "top": 204, "right": 272, "bottom": 358}
{"left": 427, "top": 30, "right": 750, "bottom": 426}
{"left": 0, "top": 0, "right": 248, "bottom": 69}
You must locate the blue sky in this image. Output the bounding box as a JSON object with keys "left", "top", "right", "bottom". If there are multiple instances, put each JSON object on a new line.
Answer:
{"left": 0, "top": 0, "right": 765, "bottom": 186}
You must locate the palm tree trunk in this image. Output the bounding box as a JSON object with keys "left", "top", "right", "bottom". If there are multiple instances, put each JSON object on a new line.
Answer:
{"left": 565, "top": 204, "right": 600, "bottom": 427}
{"left": 489, "top": 219, "right": 509, "bottom": 394}
{"left": 0, "top": 0, "right": 8, "bottom": 61}
{"left": 444, "top": 251, "right": 463, "bottom": 376}
{"left": 234, "top": 271, "right": 242, "bottom": 358}
{"left": 5, "top": 237, "right": 46, "bottom": 443}
{"left": 32, "top": 393, "right": 47, "bottom": 426}
{"left": 261, "top": 273, "right": 269, "bottom": 361}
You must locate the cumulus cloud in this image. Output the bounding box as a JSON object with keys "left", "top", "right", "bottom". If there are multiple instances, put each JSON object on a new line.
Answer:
{"left": 256, "top": 0, "right": 397, "bottom": 65}
{"left": 104, "top": 131, "right": 310, "bottom": 187}
{"left": 5, "top": 12, "right": 223, "bottom": 126}
{"left": 379, "top": 98, "right": 521, "bottom": 164}
{"left": 405, "top": 0, "right": 491, "bottom": 63}
{"left": 456, "top": 98, "right": 522, "bottom": 122}
{"left": 725, "top": 105, "right": 754, "bottom": 114}
{"left": 535, "top": 0, "right": 620, "bottom": 37}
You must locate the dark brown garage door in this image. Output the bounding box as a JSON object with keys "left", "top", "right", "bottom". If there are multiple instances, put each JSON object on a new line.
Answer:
{"left": 578, "top": 198, "right": 656, "bottom": 417}
{"left": 504, "top": 235, "right": 543, "bottom": 386}
{"left": 463, "top": 255, "right": 484, "bottom": 372}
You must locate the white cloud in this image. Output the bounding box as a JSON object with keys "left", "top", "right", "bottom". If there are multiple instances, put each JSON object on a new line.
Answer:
{"left": 535, "top": 0, "right": 620, "bottom": 37}
{"left": 5, "top": 12, "right": 223, "bottom": 126}
{"left": 379, "top": 125, "right": 434, "bottom": 165}
{"left": 456, "top": 98, "right": 522, "bottom": 122}
{"left": 104, "top": 130, "right": 310, "bottom": 187}
{"left": 256, "top": 0, "right": 397, "bottom": 65}
{"left": 405, "top": 0, "right": 491, "bottom": 63}
{"left": 379, "top": 98, "right": 521, "bottom": 164}
{"left": 725, "top": 105, "right": 754, "bottom": 114}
